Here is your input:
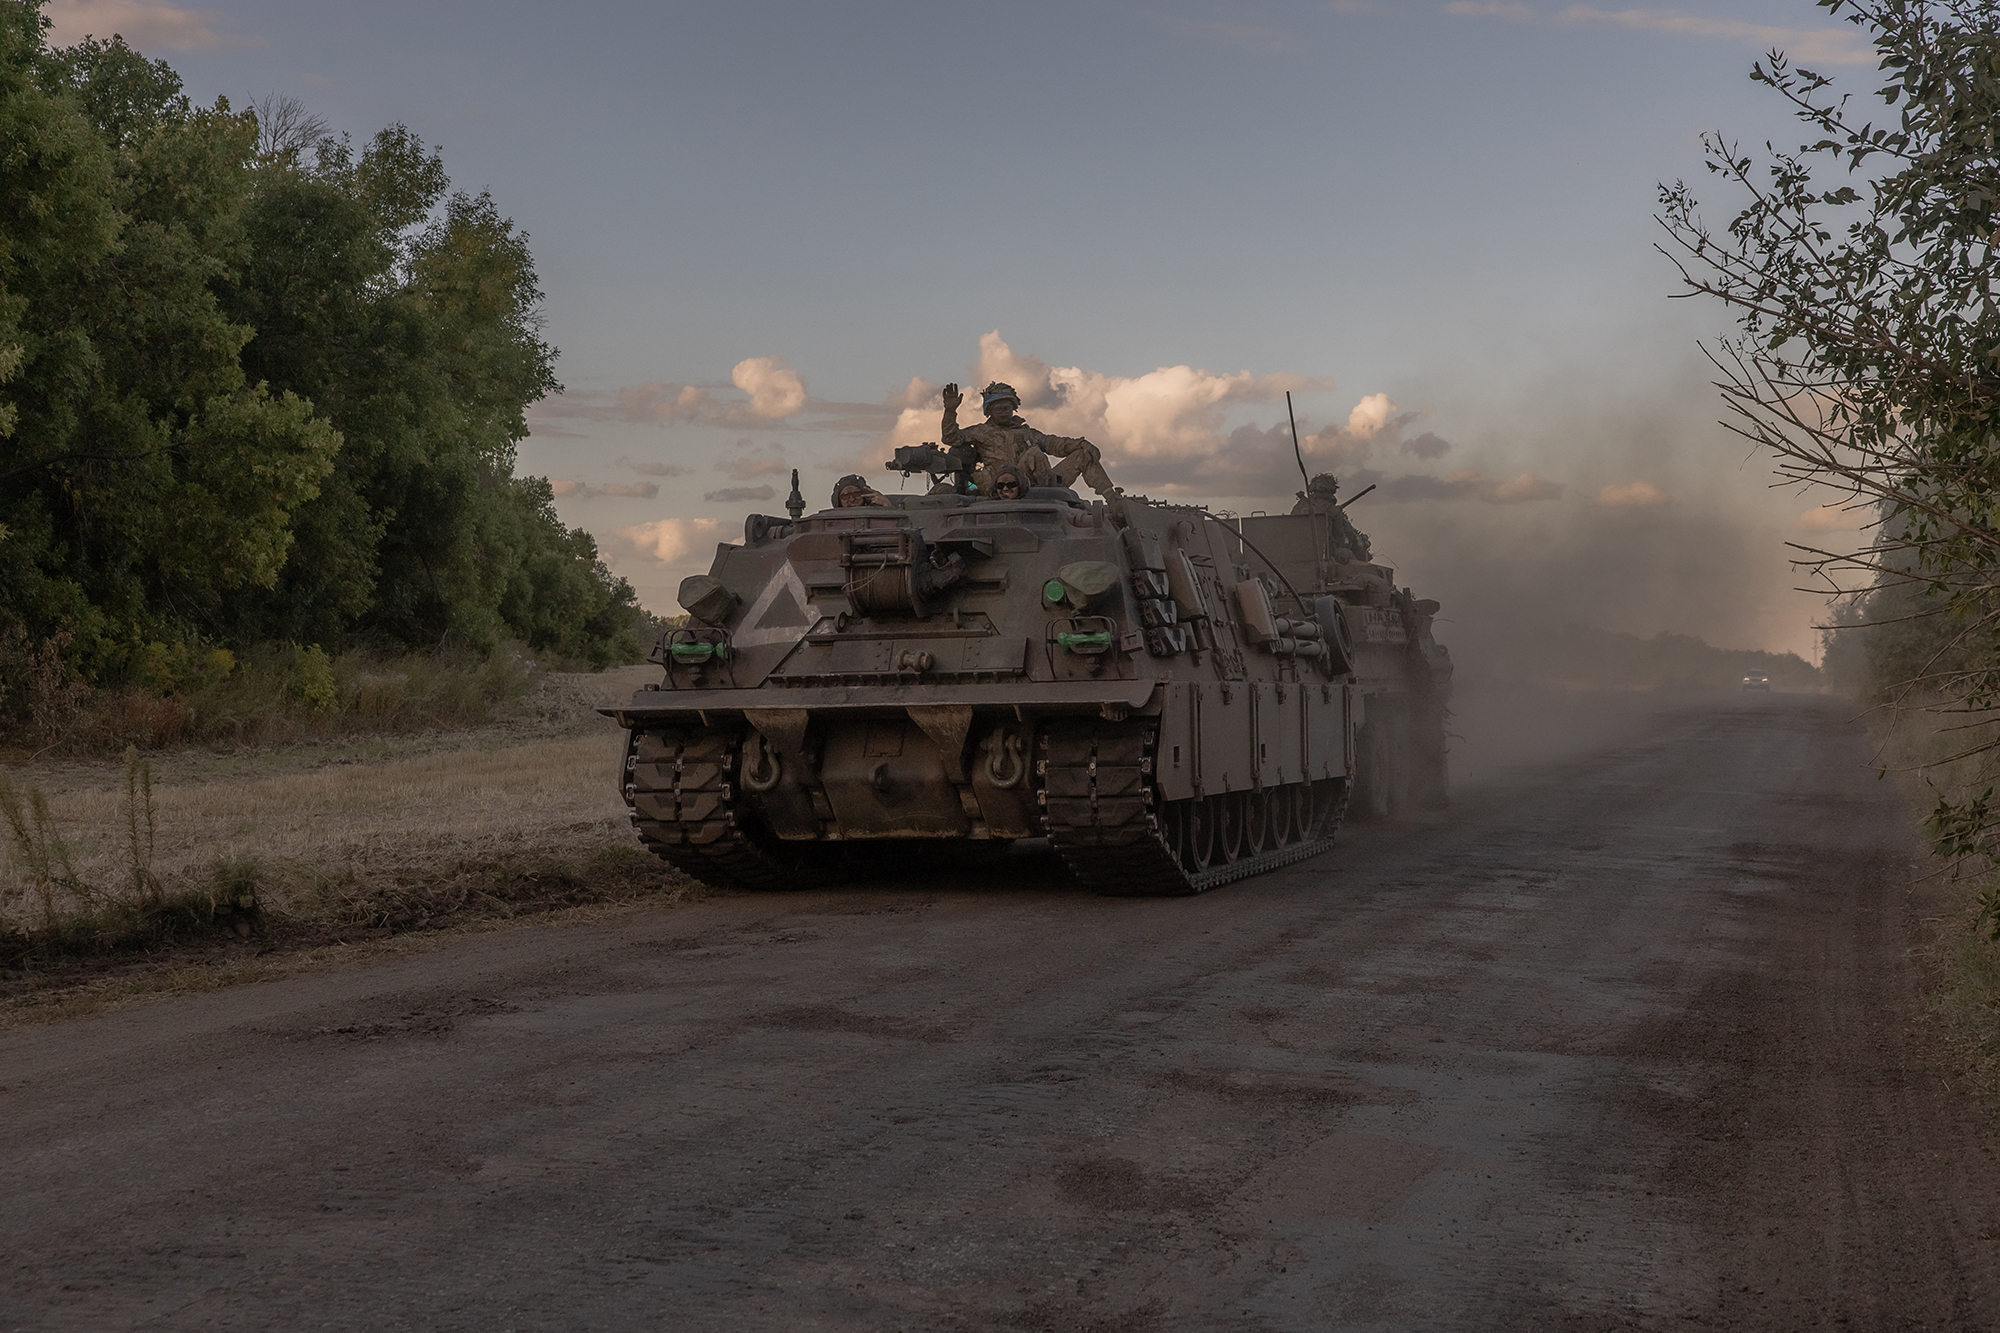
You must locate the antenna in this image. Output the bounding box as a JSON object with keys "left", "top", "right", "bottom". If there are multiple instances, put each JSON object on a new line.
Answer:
{"left": 1286, "top": 390, "right": 1324, "bottom": 578}
{"left": 1285, "top": 391, "right": 1310, "bottom": 492}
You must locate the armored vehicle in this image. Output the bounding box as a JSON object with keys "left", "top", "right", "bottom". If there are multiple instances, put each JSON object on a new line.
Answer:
{"left": 604, "top": 463, "right": 1449, "bottom": 895}
{"left": 1235, "top": 504, "right": 1452, "bottom": 819}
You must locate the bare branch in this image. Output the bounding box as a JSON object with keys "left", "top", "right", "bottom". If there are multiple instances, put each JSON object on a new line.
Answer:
{"left": 252, "top": 95, "right": 330, "bottom": 167}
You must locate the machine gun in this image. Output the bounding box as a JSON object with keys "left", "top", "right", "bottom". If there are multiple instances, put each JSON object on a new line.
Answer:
{"left": 884, "top": 440, "right": 980, "bottom": 494}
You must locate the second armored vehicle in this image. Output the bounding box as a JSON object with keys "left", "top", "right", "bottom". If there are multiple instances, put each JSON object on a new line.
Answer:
{"left": 1238, "top": 485, "right": 1452, "bottom": 819}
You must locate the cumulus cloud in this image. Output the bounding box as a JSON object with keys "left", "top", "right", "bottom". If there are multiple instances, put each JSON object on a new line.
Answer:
{"left": 872, "top": 333, "right": 1563, "bottom": 507}
{"left": 616, "top": 355, "right": 812, "bottom": 429}
{"left": 1345, "top": 393, "right": 1401, "bottom": 438}
{"left": 704, "top": 485, "right": 776, "bottom": 503}
{"left": 716, "top": 438, "right": 787, "bottom": 481}
{"left": 613, "top": 517, "right": 725, "bottom": 565}
{"left": 1597, "top": 480, "right": 1668, "bottom": 507}
{"left": 889, "top": 376, "right": 941, "bottom": 411}
{"left": 731, "top": 355, "right": 808, "bottom": 419}
{"left": 883, "top": 330, "right": 1329, "bottom": 489}
{"left": 988, "top": 333, "right": 1326, "bottom": 463}
{"left": 44, "top": 0, "right": 248, "bottom": 50}
{"left": 1381, "top": 469, "right": 1564, "bottom": 504}
{"left": 1445, "top": 2, "right": 1872, "bottom": 64}
{"left": 548, "top": 479, "right": 660, "bottom": 500}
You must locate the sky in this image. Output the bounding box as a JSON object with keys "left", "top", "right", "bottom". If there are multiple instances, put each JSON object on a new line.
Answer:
{"left": 42, "top": 0, "right": 1892, "bottom": 662}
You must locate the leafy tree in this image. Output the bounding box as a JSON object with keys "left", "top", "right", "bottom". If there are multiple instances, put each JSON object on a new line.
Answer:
{"left": 492, "top": 478, "right": 643, "bottom": 668}
{"left": 0, "top": 0, "right": 645, "bottom": 691}
{"left": 0, "top": 8, "right": 337, "bottom": 672}
{"left": 1658, "top": 2, "right": 2000, "bottom": 861}
{"left": 220, "top": 116, "right": 637, "bottom": 660}
{"left": 1, "top": 1, "right": 126, "bottom": 650}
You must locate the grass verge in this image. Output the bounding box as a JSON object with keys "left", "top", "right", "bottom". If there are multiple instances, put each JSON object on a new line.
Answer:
{"left": 0, "top": 665, "right": 690, "bottom": 1020}
{"left": 2, "top": 640, "right": 546, "bottom": 756}
{"left": 0, "top": 845, "right": 704, "bottom": 1028}
{"left": 1861, "top": 697, "right": 2000, "bottom": 1100}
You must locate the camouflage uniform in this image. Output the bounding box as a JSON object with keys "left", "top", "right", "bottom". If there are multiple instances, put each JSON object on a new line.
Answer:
{"left": 942, "top": 382, "right": 1117, "bottom": 497}
{"left": 1290, "top": 473, "right": 1371, "bottom": 562}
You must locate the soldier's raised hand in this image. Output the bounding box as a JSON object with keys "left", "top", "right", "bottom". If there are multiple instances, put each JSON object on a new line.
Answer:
{"left": 942, "top": 382, "right": 962, "bottom": 410}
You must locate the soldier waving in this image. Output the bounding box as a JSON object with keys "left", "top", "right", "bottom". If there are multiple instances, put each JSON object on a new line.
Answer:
{"left": 940, "top": 381, "right": 1119, "bottom": 498}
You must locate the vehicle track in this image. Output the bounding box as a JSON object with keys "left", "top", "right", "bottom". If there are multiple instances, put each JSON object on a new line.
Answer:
{"left": 622, "top": 713, "right": 1351, "bottom": 897}
{"left": 1039, "top": 716, "right": 1347, "bottom": 895}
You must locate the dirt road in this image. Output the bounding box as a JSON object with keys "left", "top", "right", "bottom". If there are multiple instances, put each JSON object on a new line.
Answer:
{"left": 5, "top": 693, "right": 1998, "bottom": 1330}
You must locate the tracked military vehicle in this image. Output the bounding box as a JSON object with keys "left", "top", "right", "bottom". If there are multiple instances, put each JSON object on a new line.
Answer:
{"left": 1238, "top": 495, "right": 1452, "bottom": 819}
{"left": 604, "top": 454, "right": 1449, "bottom": 895}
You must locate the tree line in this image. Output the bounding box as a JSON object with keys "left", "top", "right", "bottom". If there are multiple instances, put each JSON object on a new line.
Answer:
{"left": 0, "top": 0, "right": 643, "bottom": 708}
{"left": 1661, "top": 2, "right": 2000, "bottom": 894}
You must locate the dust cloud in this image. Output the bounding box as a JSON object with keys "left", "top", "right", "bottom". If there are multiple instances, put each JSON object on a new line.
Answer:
{"left": 1445, "top": 681, "right": 1681, "bottom": 790}
{"left": 1051, "top": 336, "right": 1839, "bottom": 666}
{"left": 1238, "top": 350, "right": 1840, "bottom": 668}
{"left": 1283, "top": 352, "right": 1840, "bottom": 789}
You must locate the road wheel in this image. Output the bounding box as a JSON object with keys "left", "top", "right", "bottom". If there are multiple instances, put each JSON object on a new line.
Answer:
{"left": 1271, "top": 783, "right": 1300, "bottom": 846}
{"left": 1186, "top": 798, "right": 1217, "bottom": 870}
{"left": 1217, "top": 793, "right": 1245, "bottom": 863}
{"left": 1245, "top": 791, "right": 1270, "bottom": 855}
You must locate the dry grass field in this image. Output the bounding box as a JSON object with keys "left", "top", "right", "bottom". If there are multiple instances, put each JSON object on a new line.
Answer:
{"left": 0, "top": 666, "right": 695, "bottom": 1002}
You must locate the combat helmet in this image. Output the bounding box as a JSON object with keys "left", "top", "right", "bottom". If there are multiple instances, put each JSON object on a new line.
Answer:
{"left": 830, "top": 474, "right": 871, "bottom": 508}
{"left": 980, "top": 382, "right": 1020, "bottom": 412}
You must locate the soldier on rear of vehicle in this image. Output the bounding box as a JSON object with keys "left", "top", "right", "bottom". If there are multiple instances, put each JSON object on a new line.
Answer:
{"left": 940, "top": 381, "right": 1119, "bottom": 498}
{"left": 1291, "top": 472, "right": 1372, "bottom": 562}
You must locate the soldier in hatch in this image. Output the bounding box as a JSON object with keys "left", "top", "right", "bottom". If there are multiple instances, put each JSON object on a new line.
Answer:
{"left": 832, "top": 474, "right": 887, "bottom": 508}
{"left": 940, "top": 381, "right": 1119, "bottom": 498}
{"left": 1291, "top": 472, "right": 1372, "bottom": 563}
{"left": 987, "top": 465, "right": 1025, "bottom": 501}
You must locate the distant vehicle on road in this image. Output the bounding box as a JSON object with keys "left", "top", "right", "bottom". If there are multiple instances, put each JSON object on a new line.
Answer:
{"left": 1742, "top": 675, "right": 1771, "bottom": 692}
